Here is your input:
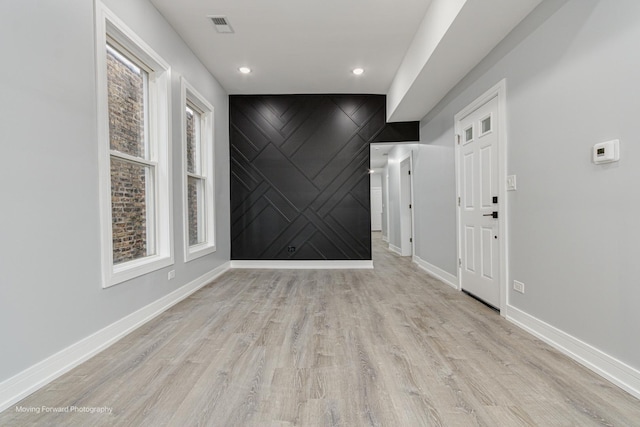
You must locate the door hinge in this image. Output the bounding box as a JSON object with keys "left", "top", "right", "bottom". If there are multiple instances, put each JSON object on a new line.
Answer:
{"left": 459, "top": 258, "right": 462, "bottom": 267}
{"left": 410, "top": 237, "right": 413, "bottom": 243}
{"left": 458, "top": 196, "right": 460, "bottom": 207}
{"left": 408, "top": 170, "right": 411, "bottom": 175}
{"left": 409, "top": 204, "right": 412, "bottom": 209}
{"left": 456, "top": 134, "right": 461, "bottom": 145}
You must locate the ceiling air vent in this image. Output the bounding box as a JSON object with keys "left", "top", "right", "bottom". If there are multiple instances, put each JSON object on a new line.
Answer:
{"left": 209, "top": 16, "right": 234, "bottom": 33}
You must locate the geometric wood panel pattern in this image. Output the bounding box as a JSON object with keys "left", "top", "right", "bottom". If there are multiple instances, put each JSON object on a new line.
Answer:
{"left": 230, "top": 94, "right": 391, "bottom": 260}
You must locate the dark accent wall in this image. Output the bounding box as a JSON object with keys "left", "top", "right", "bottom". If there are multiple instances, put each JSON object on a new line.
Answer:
{"left": 230, "top": 95, "right": 378, "bottom": 260}
{"left": 230, "top": 94, "right": 419, "bottom": 260}
{"left": 373, "top": 121, "right": 420, "bottom": 142}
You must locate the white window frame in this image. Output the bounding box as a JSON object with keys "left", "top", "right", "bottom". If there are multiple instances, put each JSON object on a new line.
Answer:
{"left": 181, "top": 78, "right": 216, "bottom": 261}
{"left": 96, "top": 2, "right": 173, "bottom": 288}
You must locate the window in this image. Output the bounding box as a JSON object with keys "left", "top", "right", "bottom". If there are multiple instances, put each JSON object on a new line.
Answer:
{"left": 465, "top": 125, "right": 473, "bottom": 142}
{"left": 182, "top": 78, "right": 216, "bottom": 261}
{"left": 107, "top": 44, "right": 154, "bottom": 264}
{"left": 480, "top": 114, "right": 492, "bottom": 136}
{"left": 96, "top": 3, "right": 173, "bottom": 287}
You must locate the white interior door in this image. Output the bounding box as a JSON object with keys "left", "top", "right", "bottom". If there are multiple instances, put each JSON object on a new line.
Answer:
{"left": 459, "top": 97, "right": 500, "bottom": 308}
{"left": 400, "top": 157, "right": 413, "bottom": 256}
{"left": 371, "top": 187, "right": 382, "bottom": 231}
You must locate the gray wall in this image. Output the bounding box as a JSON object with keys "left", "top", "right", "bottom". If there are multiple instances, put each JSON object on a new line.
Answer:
{"left": 414, "top": 0, "right": 640, "bottom": 369}
{"left": 412, "top": 132, "right": 457, "bottom": 273}
{"left": 0, "top": 0, "right": 230, "bottom": 382}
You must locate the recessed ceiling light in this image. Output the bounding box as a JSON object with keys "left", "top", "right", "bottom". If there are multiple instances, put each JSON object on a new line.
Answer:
{"left": 239, "top": 67, "right": 251, "bottom": 74}
{"left": 352, "top": 68, "right": 364, "bottom": 76}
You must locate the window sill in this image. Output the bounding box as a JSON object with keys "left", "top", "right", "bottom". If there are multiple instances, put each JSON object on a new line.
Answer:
{"left": 185, "top": 243, "right": 217, "bottom": 263}
{"left": 104, "top": 254, "right": 174, "bottom": 288}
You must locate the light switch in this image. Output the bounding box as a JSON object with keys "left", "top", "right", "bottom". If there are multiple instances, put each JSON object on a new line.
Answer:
{"left": 507, "top": 175, "right": 517, "bottom": 191}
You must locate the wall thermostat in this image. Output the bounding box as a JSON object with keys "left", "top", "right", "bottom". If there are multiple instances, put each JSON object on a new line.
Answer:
{"left": 593, "top": 139, "right": 619, "bottom": 164}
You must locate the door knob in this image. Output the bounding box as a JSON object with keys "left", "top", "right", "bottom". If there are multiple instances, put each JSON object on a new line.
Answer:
{"left": 483, "top": 211, "right": 498, "bottom": 219}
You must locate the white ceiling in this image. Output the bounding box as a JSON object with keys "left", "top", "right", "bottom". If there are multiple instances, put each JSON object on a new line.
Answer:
{"left": 370, "top": 144, "right": 395, "bottom": 169}
{"left": 149, "top": 0, "right": 542, "bottom": 122}
{"left": 149, "top": 0, "right": 433, "bottom": 95}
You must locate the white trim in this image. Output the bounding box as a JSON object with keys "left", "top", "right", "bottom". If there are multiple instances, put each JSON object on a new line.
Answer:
{"left": 95, "top": 1, "right": 174, "bottom": 288}
{"left": 110, "top": 149, "right": 156, "bottom": 167}
{"left": 506, "top": 305, "right": 640, "bottom": 400}
{"left": 454, "top": 79, "right": 508, "bottom": 315}
{"left": 388, "top": 244, "right": 402, "bottom": 255}
{"left": 382, "top": 235, "right": 389, "bottom": 242}
{"left": 230, "top": 260, "right": 373, "bottom": 269}
{"left": 181, "top": 77, "right": 216, "bottom": 262}
{"left": 0, "top": 262, "right": 231, "bottom": 413}
{"left": 413, "top": 255, "right": 458, "bottom": 290}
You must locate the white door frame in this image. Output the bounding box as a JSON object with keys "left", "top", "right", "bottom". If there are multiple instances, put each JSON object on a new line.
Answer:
{"left": 454, "top": 79, "right": 509, "bottom": 315}
{"left": 399, "top": 151, "right": 415, "bottom": 257}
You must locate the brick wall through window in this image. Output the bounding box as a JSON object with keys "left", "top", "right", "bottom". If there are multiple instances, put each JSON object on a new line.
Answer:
{"left": 107, "top": 45, "right": 150, "bottom": 264}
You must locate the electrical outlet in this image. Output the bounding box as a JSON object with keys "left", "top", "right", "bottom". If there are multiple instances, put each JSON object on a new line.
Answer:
{"left": 168, "top": 270, "right": 175, "bottom": 280}
{"left": 287, "top": 246, "right": 296, "bottom": 253}
{"left": 513, "top": 280, "right": 525, "bottom": 294}
{"left": 507, "top": 175, "right": 517, "bottom": 191}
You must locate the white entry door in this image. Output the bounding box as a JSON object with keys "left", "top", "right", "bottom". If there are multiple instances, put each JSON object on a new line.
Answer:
{"left": 459, "top": 96, "right": 500, "bottom": 308}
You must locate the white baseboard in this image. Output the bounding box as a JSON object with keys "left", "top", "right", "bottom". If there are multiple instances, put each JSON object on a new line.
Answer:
{"left": 506, "top": 305, "right": 640, "bottom": 400}
{"left": 388, "top": 244, "right": 402, "bottom": 255}
{"left": 413, "top": 255, "right": 459, "bottom": 289}
{"left": 230, "top": 260, "right": 373, "bottom": 269}
{"left": 0, "top": 262, "right": 231, "bottom": 413}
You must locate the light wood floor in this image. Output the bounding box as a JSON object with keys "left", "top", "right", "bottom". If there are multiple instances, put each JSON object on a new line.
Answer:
{"left": 2, "top": 233, "right": 640, "bottom": 426}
